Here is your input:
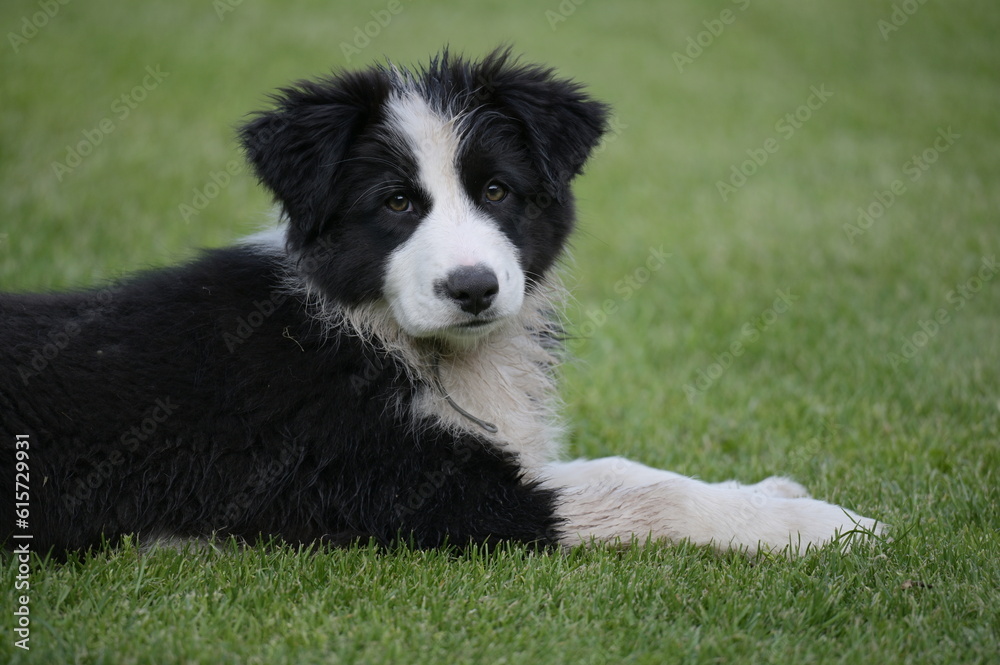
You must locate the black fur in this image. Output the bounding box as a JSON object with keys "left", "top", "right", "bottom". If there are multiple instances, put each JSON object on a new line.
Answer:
{"left": 1, "top": 49, "right": 609, "bottom": 557}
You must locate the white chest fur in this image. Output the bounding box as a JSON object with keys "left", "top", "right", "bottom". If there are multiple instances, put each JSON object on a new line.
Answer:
{"left": 412, "top": 324, "right": 565, "bottom": 475}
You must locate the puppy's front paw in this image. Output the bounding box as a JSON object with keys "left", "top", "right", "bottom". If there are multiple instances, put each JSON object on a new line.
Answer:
{"left": 773, "top": 497, "right": 886, "bottom": 556}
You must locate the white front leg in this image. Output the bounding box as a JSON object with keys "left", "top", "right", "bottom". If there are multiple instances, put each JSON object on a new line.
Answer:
{"left": 541, "top": 457, "right": 882, "bottom": 556}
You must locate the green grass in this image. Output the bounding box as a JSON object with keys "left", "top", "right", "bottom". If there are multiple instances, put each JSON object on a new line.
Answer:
{"left": 2, "top": 0, "right": 999, "bottom": 663}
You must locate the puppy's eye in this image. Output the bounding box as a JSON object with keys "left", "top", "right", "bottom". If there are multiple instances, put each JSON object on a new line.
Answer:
{"left": 484, "top": 182, "right": 508, "bottom": 203}
{"left": 385, "top": 193, "right": 412, "bottom": 213}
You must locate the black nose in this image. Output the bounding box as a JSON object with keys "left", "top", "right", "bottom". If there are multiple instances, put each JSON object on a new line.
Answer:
{"left": 442, "top": 265, "right": 499, "bottom": 316}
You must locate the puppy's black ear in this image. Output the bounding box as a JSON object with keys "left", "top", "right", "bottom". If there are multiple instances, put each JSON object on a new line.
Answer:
{"left": 474, "top": 48, "right": 611, "bottom": 198}
{"left": 238, "top": 71, "right": 388, "bottom": 247}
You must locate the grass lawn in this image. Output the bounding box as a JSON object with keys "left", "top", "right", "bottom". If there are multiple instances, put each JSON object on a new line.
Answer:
{"left": 2, "top": 0, "right": 998, "bottom": 663}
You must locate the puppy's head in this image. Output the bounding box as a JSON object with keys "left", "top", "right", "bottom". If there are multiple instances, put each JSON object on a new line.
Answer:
{"left": 240, "top": 48, "right": 609, "bottom": 345}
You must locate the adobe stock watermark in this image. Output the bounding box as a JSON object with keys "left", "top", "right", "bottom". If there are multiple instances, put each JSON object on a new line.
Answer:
{"left": 683, "top": 288, "right": 799, "bottom": 402}
{"left": 60, "top": 397, "right": 179, "bottom": 510}
{"left": 790, "top": 420, "right": 835, "bottom": 472}
{"left": 350, "top": 352, "right": 392, "bottom": 396}
{"left": 394, "top": 436, "right": 479, "bottom": 520}
{"left": 877, "top": 0, "right": 931, "bottom": 41}
{"left": 672, "top": 0, "right": 752, "bottom": 73}
{"left": 218, "top": 235, "right": 334, "bottom": 354}
{"left": 222, "top": 289, "right": 291, "bottom": 352}
{"left": 545, "top": 0, "right": 588, "bottom": 31}
{"left": 886, "top": 255, "right": 996, "bottom": 371}
{"left": 216, "top": 440, "right": 305, "bottom": 526}
{"left": 843, "top": 127, "right": 959, "bottom": 244}
{"left": 566, "top": 245, "right": 671, "bottom": 350}
{"left": 50, "top": 65, "right": 171, "bottom": 182}
{"left": 7, "top": 0, "right": 72, "bottom": 54}
{"left": 480, "top": 113, "right": 626, "bottom": 234}
{"left": 15, "top": 286, "right": 114, "bottom": 386}
{"left": 12, "top": 433, "right": 32, "bottom": 651}
{"left": 592, "top": 114, "right": 628, "bottom": 158}
{"left": 716, "top": 84, "right": 834, "bottom": 201}
{"left": 178, "top": 160, "right": 245, "bottom": 223}
{"left": 213, "top": 0, "right": 244, "bottom": 20}
{"left": 189, "top": 112, "right": 292, "bottom": 225}
{"left": 339, "top": 0, "right": 404, "bottom": 63}
{"left": 516, "top": 114, "right": 627, "bottom": 224}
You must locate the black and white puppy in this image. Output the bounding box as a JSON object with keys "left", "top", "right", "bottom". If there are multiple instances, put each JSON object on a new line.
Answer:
{"left": 1, "top": 49, "right": 881, "bottom": 557}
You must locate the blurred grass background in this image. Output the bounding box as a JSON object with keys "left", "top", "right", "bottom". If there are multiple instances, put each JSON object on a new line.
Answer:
{"left": 2, "top": 1, "right": 998, "bottom": 663}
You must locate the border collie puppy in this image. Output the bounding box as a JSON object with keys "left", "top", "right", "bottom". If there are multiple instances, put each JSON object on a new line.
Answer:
{"left": 1, "top": 49, "right": 881, "bottom": 558}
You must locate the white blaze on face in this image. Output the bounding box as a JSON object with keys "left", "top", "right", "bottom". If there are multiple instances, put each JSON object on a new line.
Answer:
{"left": 382, "top": 92, "right": 525, "bottom": 341}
